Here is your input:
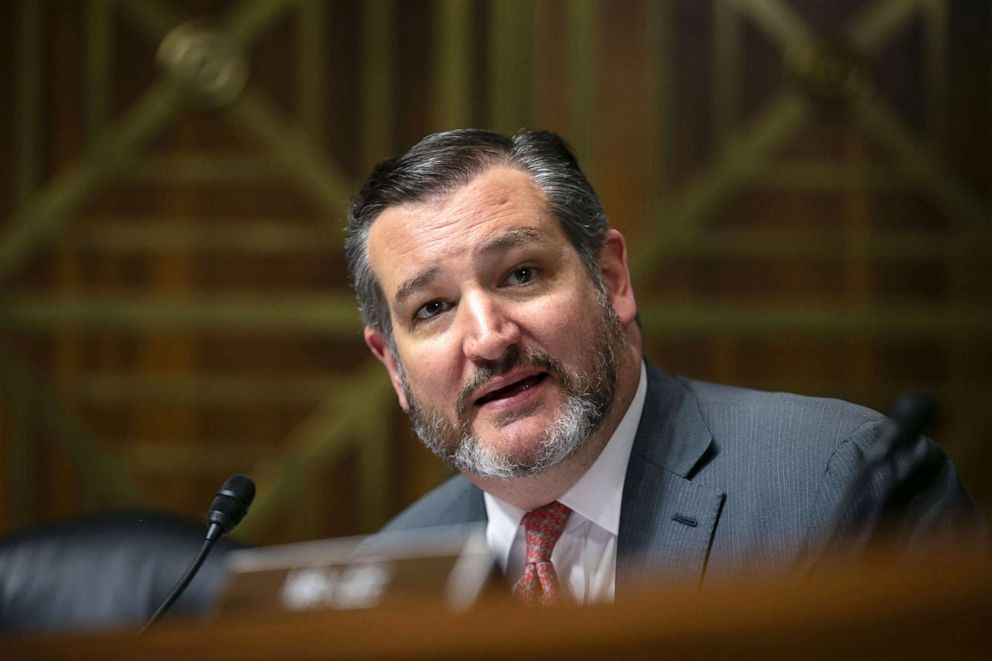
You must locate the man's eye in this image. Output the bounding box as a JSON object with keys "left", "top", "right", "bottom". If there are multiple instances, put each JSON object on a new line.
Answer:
{"left": 505, "top": 266, "right": 538, "bottom": 286}
{"left": 414, "top": 300, "right": 450, "bottom": 321}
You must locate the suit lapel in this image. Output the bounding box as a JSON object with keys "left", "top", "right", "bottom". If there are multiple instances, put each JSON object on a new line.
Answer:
{"left": 617, "top": 364, "right": 725, "bottom": 591}
{"left": 453, "top": 364, "right": 726, "bottom": 591}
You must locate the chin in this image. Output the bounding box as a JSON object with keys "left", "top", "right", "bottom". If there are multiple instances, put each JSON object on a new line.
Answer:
{"left": 487, "top": 443, "right": 546, "bottom": 469}
{"left": 476, "top": 427, "right": 549, "bottom": 459}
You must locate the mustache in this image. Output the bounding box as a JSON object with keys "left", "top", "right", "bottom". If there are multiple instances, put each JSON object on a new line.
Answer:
{"left": 455, "top": 346, "right": 566, "bottom": 422}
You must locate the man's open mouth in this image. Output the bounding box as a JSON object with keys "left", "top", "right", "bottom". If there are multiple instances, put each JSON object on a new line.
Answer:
{"left": 475, "top": 373, "right": 548, "bottom": 406}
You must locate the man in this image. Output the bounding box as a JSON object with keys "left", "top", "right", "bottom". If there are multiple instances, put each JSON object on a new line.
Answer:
{"left": 345, "top": 128, "right": 983, "bottom": 604}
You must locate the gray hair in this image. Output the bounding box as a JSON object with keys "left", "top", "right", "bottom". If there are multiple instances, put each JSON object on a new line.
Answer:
{"left": 344, "top": 129, "right": 609, "bottom": 338}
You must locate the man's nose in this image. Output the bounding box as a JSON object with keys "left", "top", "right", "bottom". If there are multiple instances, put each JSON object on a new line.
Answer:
{"left": 460, "top": 291, "right": 520, "bottom": 363}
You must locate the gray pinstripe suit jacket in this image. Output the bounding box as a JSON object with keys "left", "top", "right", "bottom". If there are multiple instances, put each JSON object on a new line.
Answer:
{"left": 379, "top": 362, "right": 983, "bottom": 591}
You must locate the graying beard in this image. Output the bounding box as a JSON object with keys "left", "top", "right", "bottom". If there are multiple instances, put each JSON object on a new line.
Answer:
{"left": 402, "top": 287, "right": 622, "bottom": 479}
{"left": 451, "top": 392, "right": 603, "bottom": 478}
{"left": 408, "top": 353, "right": 614, "bottom": 479}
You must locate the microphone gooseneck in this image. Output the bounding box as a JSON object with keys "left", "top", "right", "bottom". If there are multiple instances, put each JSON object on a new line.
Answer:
{"left": 141, "top": 475, "right": 256, "bottom": 633}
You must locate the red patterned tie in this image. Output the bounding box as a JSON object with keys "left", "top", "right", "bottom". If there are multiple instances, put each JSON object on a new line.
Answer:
{"left": 512, "top": 501, "right": 572, "bottom": 606}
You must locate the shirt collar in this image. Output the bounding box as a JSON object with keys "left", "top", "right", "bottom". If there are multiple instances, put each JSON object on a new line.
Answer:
{"left": 484, "top": 361, "right": 648, "bottom": 536}
{"left": 558, "top": 360, "right": 646, "bottom": 535}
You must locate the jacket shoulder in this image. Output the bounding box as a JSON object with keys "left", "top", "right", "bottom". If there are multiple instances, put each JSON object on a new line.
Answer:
{"left": 680, "top": 377, "right": 885, "bottom": 461}
{"left": 670, "top": 376, "right": 984, "bottom": 570}
{"left": 379, "top": 474, "right": 486, "bottom": 533}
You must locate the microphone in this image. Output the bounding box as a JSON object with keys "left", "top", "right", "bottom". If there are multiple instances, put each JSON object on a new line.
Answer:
{"left": 141, "top": 475, "right": 255, "bottom": 632}
{"left": 207, "top": 474, "right": 256, "bottom": 542}
{"left": 801, "top": 391, "right": 936, "bottom": 574}
{"left": 867, "top": 391, "right": 935, "bottom": 462}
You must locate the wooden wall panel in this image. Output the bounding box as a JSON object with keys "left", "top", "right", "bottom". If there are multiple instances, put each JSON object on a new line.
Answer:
{"left": 0, "top": 0, "right": 988, "bottom": 543}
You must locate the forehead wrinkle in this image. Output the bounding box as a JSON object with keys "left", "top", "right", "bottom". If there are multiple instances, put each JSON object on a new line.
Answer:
{"left": 477, "top": 227, "right": 547, "bottom": 257}
{"left": 372, "top": 168, "right": 556, "bottom": 311}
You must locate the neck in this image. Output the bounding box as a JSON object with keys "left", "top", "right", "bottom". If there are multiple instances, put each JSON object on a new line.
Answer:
{"left": 466, "top": 343, "right": 642, "bottom": 510}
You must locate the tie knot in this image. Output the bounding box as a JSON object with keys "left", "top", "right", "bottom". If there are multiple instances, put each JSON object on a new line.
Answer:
{"left": 521, "top": 501, "right": 571, "bottom": 563}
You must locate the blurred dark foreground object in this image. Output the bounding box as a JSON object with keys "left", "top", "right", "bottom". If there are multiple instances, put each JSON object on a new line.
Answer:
{"left": 4, "top": 545, "right": 991, "bottom": 660}
{"left": 0, "top": 510, "right": 247, "bottom": 633}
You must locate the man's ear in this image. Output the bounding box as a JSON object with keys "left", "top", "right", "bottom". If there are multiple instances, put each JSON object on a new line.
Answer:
{"left": 597, "top": 228, "right": 637, "bottom": 326}
{"left": 364, "top": 326, "right": 410, "bottom": 412}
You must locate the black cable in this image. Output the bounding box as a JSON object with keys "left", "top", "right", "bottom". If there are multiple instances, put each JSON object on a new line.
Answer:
{"left": 140, "top": 535, "right": 218, "bottom": 633}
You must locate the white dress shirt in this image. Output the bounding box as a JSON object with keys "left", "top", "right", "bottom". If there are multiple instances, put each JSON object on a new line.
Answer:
{"left": 484, "top": 362, "right": 647, "bottom": 603}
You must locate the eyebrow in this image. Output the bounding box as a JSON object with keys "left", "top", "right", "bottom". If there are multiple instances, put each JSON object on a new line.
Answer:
{"left": 395, "top": 266, "right": 441, "bottom": 307}
{"left": 392, "top": 228, "right": 549, "bottom": 307}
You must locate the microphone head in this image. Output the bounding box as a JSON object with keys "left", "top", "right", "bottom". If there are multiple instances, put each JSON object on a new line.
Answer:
{"left": 885, "top": 391, "right": 936, "bottom": 450}
{"left": 208, "top": 474, "right": 256, "bottom": 536}
{"left": 888, "top": 390, "right": 936, "bottom": 431}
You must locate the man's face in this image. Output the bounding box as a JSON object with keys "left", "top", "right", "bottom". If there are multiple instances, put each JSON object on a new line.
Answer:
{"left": 363, "top": 167, "right": 635, "bottom": 478}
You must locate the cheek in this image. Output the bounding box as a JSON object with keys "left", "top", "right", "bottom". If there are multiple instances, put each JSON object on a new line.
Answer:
{"left": 520, "top": 290, "right": 597, "bottom": 357}
{"left": 396, "top": 337, "right": 464, "bottom": 394}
